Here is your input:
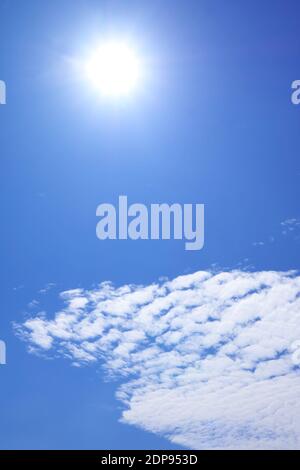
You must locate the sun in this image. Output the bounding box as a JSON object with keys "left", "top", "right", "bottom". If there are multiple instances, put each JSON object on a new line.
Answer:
{"left": 85, "top": 41, "right": 141, "bottom": 97}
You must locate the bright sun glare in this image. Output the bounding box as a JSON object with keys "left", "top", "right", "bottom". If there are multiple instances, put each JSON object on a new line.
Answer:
{"left": 85, "top": 42, "right": 140, "bottom": 97}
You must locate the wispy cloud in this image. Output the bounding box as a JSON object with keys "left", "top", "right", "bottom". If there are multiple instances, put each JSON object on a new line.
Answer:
{"left": 252, "top": 241, "right": 265, "bottom": 247}
{"left": 281, "top": 218, "right": 300, "bottom": 238}
{"left": 16, "top": 270, "right": 300, "bottom": 449}
{"left": 252, "top": 218, "right": 300, "bottom": 248}
{"left": 38, "top": 282, "right": 56, "bottom": 294}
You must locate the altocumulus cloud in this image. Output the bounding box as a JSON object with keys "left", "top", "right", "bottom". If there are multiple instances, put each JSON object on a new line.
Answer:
{"left": 16, "top": 270, "right": 300, "bottom": 449}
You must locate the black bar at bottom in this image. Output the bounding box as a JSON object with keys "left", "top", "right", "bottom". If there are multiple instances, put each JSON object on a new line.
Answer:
{"left": 0, "top": 450, "right": 298, "bottom": 465}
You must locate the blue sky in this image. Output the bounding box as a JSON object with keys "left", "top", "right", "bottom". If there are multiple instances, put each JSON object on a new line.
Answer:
{"left": 1, "top": 0, "right": 300, "bottom": 450}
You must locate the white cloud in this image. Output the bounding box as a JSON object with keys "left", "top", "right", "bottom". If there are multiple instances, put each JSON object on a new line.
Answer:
{"left": 281, "top": 218, "right": 300, "bottom": 238}
{"left": 16, "top": 270, "right": 300, "bottom": 449}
